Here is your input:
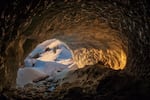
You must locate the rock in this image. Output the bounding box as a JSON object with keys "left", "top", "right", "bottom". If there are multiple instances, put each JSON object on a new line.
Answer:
{"left": 0, "top": 94, "right": 8, "bottom": 100}
{"left": 48, "top": 86, "right": 55, "bottom": 92}
{"left": 33, "top": 75, "right": 49, "bottom": 83}
{"left": 24, "top": 83, "right": 34, "bottom": 88}
{"left": 64, "top": 87, "right": 83, "bottom": 98}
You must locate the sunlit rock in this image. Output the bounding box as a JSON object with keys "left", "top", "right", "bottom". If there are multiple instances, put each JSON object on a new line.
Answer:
{"left": 73, "top": 47, "right": 126, "bottom": 70}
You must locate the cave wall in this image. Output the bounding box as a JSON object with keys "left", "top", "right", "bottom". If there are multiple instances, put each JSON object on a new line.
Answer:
{"left": 0, "top": 0, "right": 150, "bottom": 92}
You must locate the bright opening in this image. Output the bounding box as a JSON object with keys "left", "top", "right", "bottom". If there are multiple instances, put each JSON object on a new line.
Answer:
{"left": 16, "top": 38, "right": 127, "bottom": 87}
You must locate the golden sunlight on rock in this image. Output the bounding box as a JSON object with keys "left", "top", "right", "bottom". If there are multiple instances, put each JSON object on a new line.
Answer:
{"left": 73, "top": 48, "right": 127, "bottom": 70}
{"left": 1, "top": 0, "right": 150, "bottom": 99}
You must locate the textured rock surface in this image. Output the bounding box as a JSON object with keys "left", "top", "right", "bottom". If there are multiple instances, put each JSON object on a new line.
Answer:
{"left": 2, "top": 63, "right": 150, "bottom": 99}
{"left": 73, "top": 48, "right": 126, "bottom": 70}
{"left": 0, "top": 0, "right": 150, "bottom": 99}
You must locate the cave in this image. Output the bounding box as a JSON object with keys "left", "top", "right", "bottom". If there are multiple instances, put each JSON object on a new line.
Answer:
{"left": 0, "top": 0, "right": 150, "bottom": 99}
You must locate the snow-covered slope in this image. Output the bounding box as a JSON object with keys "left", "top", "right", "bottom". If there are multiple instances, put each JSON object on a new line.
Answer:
{"left": 24, "top": 39, "right": 73, "bottom": 67}
{"left": 16, "top": 67, "right": 48, "bottom": 87}
{"left": 16, "top": 39, "right": 75, "bottom": 87}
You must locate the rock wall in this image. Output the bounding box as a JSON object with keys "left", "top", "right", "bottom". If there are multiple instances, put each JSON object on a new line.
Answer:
{"left": 0, "top": 0, "right": 150, "bottom": 92}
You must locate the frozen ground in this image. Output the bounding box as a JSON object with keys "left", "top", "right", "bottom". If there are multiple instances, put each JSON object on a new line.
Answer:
{"left": 16, "top": 39, "right": 77, "bottom": 87}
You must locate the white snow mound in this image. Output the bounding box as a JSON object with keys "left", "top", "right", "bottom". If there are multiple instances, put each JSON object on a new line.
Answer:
{"left": 16, "top": 39, "right": 77, "bottom": 87}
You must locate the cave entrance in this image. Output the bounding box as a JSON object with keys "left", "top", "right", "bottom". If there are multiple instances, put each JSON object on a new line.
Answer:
{"left": 16, "top": 37, "right": 127, "bottom": 87}
{"left": 16, "top": 38, "right": 77, "bottom": 87}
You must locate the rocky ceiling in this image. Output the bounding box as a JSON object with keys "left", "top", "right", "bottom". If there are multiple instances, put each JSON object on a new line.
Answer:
{"left": 0, "top": 0, "right": 150, "bottom": 99}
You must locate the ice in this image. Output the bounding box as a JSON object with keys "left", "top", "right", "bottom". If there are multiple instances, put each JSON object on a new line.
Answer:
{"left": 34, "top": 60, "right": 68, "bottom": 77}
{"left": 16, "top": 39, "right": 75, "bottom": 87}
{"left": 57, "top": 46, "right": 72, "bottom": 60}
{"left": 37, "top": 49, "right": 62, "bottom": 62}
{"left": 16, "top": 67, "right": 48, "bottom": 87}
{"left": 56, "top": 59, "right": 73, "bottom": 65}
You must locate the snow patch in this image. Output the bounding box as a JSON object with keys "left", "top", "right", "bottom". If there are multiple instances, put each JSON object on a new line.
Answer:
{"left": 16, "top": 39, "right": 75, "bottom": 87}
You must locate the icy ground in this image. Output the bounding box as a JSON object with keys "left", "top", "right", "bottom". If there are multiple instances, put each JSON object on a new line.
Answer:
{"left": 16, "top": 39, "right": 78, "bottom": 87}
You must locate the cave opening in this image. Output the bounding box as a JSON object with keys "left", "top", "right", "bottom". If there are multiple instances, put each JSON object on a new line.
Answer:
{"left": 0, "top": 0, "right": 150, "bottom": 99}
{"left": 16, "top": 36, "right": 127, "bottom": 87}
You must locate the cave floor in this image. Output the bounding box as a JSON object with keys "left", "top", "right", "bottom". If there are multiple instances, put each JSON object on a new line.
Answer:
{"left": 1, "top": 63, "right": 150, "bottom": 100}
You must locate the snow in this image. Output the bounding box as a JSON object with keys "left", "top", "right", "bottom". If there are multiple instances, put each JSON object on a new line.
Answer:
{"left": 16, "top": 67, "right": 48, "bottom": 87}
{"left": 16, "top": 39, "right": 76, "bottom": 87}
